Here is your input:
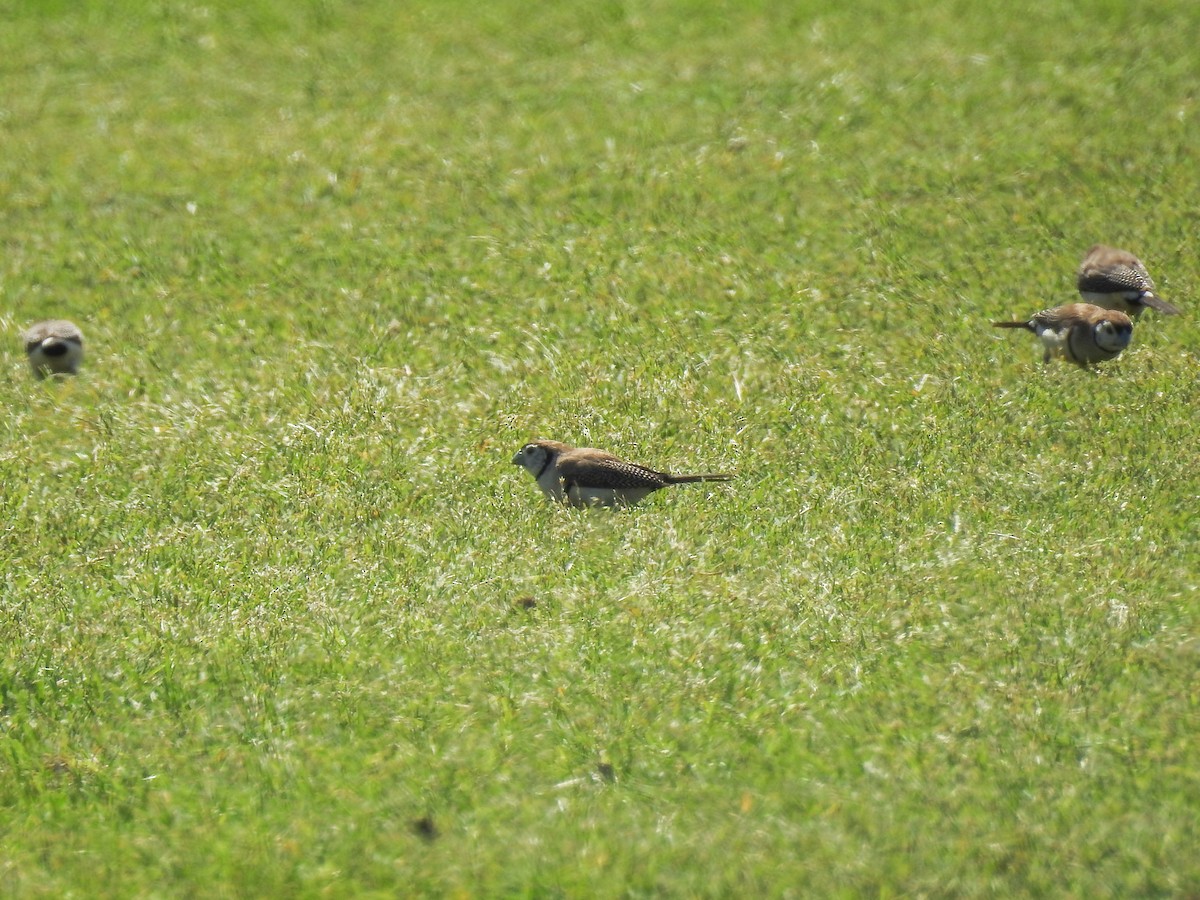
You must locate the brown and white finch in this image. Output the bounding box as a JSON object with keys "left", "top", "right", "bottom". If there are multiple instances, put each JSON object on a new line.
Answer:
{"left": 1076, "top": 244, "right": 1179, "bottom": 317}
{"left": 993, "top": 303, "right": 1133, "bottom": 366}
{"left": 21, "top": 320, "right": 84, "bottom": 378}
{"left": 512, "top": 439, "right": 733, "bottom": 508}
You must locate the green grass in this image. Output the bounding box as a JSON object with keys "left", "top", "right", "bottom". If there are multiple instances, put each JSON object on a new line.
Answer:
{"left": 2, "top": 0, "right": 1199, "bottom": 895}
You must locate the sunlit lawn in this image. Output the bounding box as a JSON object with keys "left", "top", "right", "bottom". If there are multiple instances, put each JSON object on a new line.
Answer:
{"left": 1, "top": 0, "right": 1198, "bottom": 895}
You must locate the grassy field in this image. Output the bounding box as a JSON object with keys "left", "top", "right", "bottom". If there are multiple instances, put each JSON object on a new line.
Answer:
{"left": 2, "top": 0, "right": 1198, "bottom": 895}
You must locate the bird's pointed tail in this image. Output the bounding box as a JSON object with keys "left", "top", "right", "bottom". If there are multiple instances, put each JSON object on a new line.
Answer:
{"left": 665, "top": 473, "right": 734, "bottom": 484}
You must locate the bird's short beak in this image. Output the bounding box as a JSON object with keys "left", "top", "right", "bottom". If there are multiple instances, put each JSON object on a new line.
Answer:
{"left": 511, "top": 451, "right": 523, "bottom": 466}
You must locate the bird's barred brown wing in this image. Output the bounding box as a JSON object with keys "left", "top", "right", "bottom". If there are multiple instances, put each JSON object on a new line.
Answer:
{"left": 555, "top": 451, "right": 671, "bottom": 489}
{"left": 1030, "top": 303, "right": 1095, "bottom": 329}
{"left": 1077, "top": 259, "right": 1152, "bottom": 295}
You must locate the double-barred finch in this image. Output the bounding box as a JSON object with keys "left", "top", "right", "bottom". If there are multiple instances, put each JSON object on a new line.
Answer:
{"left": 22, "top": 320, "right": 84, "bottom": 378}
{"left": 512, "top": 439, "right": 733, "bottom": 508}
{"left": 993, "top": 303, "right": 1132, "bottom": 366}
{"left": 1076, "top": 244, "right": 1179, "bottom": 317}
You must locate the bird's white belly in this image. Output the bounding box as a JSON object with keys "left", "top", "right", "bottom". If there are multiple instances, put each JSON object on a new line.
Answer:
{"left": 532, "top": 467, "right": 657, "bottom": 508}
{"left": 565, "top": 486, "right": 656, "bottom": 508}
{"left": 1036, "top": 327, "right": 1070, "bottom": 360}
{"left": 1080, "top": 290, "right": 1140, "bottom": 316}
